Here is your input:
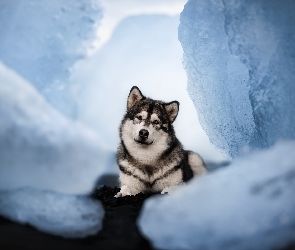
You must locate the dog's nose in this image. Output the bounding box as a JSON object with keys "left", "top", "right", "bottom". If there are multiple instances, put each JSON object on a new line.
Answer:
{"left": 139, "top": 129, "right": 149, "bottom": 139}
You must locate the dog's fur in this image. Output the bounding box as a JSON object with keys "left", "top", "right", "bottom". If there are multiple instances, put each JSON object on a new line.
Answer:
{"left": 115, "top": 86, "right": 206, "bottom": 197}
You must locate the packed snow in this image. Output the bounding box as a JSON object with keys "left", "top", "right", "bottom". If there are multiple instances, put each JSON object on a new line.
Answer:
{"left": 138, "top": 141, "right": 295, "bottom": 250}
{"left": 0, "top": 63, "right": 112, "bottom": 194}
{"left": 0, "top": 0, "right": 102, "bottom": 117}
{"left": 0, "top": 188, "right": 104, "bottom": 238}
{"left": 179, "top": 0, "right": 295, "bottom": 158}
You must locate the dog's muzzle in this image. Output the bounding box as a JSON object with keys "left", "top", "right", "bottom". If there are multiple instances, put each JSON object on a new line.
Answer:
{"left": 135, "top": 129, "right": 153, "bottom": 145}
{"left": 139, "top": 129, "right": 149, "bottom": 139}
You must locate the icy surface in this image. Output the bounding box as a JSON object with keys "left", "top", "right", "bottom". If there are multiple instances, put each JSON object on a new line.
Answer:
{"left": 0, "top": 188, "right": 104, "bottom": 238}
{"left": 138, "top": 141, "right": 295, "bottom": 250}
{"left": 179, "top": 0, "right": 295, "bottom": 158}
{"left": 0, "top": 0, "right": 102, "bottom": 117}
{"left": 0, "top": 62, "right": 112, "bottom": 194}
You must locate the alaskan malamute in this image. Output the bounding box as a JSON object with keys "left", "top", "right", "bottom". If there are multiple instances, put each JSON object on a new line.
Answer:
{"left": 116, "top": 86, "right": 206, "bottom": 197}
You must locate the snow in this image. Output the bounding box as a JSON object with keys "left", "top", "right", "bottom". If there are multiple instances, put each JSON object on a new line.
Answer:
{"left": 138, "top": 141, "right": 295, "bottom": 250}
{"left": 0, "top": 188, "right": 104, "bottom": 238}
{"left": 0, "top": 62, "right": 112, "bottom": 194}
{"left": 0, "top": 0, "right": 102, "bottom": 118}
{"left": 178, "top": 0, "right": 295, "bottom": 158}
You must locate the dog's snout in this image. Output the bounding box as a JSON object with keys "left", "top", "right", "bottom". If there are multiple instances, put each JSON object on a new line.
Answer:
{"left": 139, "top": 129, "right": 149, "bottom": 139}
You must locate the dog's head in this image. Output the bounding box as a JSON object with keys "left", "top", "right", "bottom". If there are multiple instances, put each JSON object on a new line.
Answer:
{"left": 120, "top": 86, "right": 179, "bottom": 153}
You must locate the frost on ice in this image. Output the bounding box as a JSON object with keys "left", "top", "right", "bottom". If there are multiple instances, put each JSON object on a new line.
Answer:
{"left": 138, "top": 141, "right": 295, "bottom": 250}
{"left": 0, "top": 0, "right": 102, "bottom": 118}
{"left": 178, "top": 0, "right": 295, "bottom": 158}
{"left": 0, "top": 188, "right": 104, "bottom": 238}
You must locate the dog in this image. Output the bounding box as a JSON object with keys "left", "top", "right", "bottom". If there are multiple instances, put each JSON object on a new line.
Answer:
{"left": 115, "top": 86, "right": 206, "bottom": 197}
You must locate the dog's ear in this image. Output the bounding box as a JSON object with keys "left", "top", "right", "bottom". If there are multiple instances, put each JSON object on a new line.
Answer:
{"left": 164, "top": 101, "right": 179, "bottom": 123}
{"left": 127, "top": 86, "right": 144, "bottom": 110}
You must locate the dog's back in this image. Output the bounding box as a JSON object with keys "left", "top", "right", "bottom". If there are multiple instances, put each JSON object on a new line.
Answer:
{"left": 187, "top": 150, "right": 207, "bottom": 176}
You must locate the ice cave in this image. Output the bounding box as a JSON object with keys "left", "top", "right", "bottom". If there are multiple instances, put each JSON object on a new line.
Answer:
{"left": 0, "top": 0, "right": 294, "bottom": 249}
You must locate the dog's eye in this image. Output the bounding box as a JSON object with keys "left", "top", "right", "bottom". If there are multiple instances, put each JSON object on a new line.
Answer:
{"left": 153, "top": 120, "right": 159, "bottom": 125}
{"left": 137, "top": 115, "right": 142, "bottom": 120}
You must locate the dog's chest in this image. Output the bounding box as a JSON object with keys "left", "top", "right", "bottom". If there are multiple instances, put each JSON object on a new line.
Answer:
{"left": 119, "top": 155, "right": 182, "bottom": 181}
{"left": 129, "top": 146, "right": 160, "bottom": 166}
{"left": 124, "top": 160, "right": 183, "bottom": 192}
{"left": 141, "top": 165, "right": 155, "bottom": 176}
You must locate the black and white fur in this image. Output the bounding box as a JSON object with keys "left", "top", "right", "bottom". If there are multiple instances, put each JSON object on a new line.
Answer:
{"left": 115, "top": 86, "right": 206, "bottom": 197}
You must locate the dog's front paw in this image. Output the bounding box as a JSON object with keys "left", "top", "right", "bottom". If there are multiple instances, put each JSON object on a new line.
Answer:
{"left": 114, "top": 191, "right": 130, "bottom": 198}
{"left": 114, "top": 185, "right": 133, "bottom": 198}
{"left": 114, "top": 192, "right": 123, "bottom": 198}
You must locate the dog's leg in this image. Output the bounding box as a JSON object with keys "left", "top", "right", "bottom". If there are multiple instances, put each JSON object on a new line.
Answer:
{"left": 152, "top": 168, "right": 183, "bottom": 193}
{"left": 115, "top": 173, "right": 146, "bottom": 197}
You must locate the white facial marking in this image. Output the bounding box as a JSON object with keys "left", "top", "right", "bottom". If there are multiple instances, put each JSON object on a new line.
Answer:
{"left": 134, "top": 111, "right": 148, "bottom": 124}
{"left": 139, "top": 111, "right": 148, "bottom": 120}
{"left": 121, "top": 118, "right": 169, "bottom": 165}
{"left": 151, "top": 113, "right": 159, "bottom": 122}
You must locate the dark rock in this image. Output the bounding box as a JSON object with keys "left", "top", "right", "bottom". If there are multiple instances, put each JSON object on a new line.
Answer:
{"left": 0, "top": 186, "right": 160, "bottom": 250}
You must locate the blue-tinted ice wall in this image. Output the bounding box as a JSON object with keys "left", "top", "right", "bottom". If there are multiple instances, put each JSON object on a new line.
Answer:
{"left": 0, "top": 0, "right": 102, "bottom": 118}
{"left": 179, "top": 0, "right": 295, "bottom": 158}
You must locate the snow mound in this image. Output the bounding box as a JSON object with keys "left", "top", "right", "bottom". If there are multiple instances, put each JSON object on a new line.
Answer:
{"left": 179, "top": 0, "right": 295, "bottom": 158}
{"left": 0, "top": 0, "right": 102, "bottom": 117}
{"left": 0, "top": 62, "right": 111, "bottom": 195}
{"left": 0, "top": 188, "right": 104, "bottom": 238}
{"left": 138, "top": 141, "right": 295, "bottom": 250}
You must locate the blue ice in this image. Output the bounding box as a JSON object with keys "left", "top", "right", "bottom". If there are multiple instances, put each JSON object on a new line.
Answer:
{"left": 0, "top": 188, "right": 104, "bottom": 238}
{"left": 0, "top": 0, "right": 102, "bottom": 118}
{"left": 178, "top": 0, "right": 295, "bottom": 158}
{"left": 138, "top": 141, "right": 295, "bottom": 250}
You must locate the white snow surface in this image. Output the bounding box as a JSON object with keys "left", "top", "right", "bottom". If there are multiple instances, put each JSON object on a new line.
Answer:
{"left": 0, "top": 188, "right": 104, "bottom": 238}
{"left": 138, "top": 141, "right": 295, "bottom": 250}
{"left": 0, "top": 0, "right": 102, "bottom": 117}
{"left": 178, "top": 0, "right": 295, "bottom": 158}
{"left": 0, "top": 62, "right": 112, "bottom": 195}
